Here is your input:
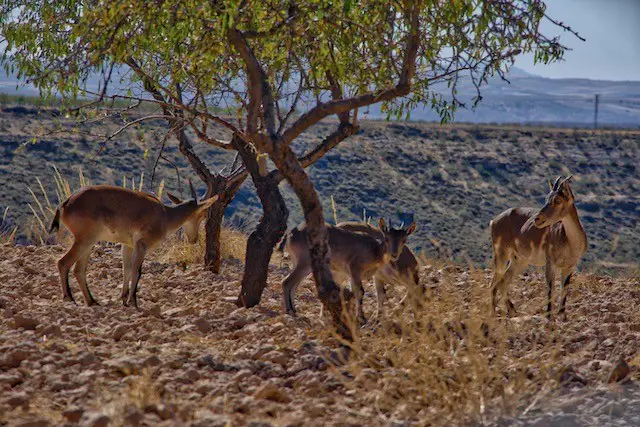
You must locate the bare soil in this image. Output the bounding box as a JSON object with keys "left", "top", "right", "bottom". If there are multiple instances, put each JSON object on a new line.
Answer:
{"left": 1, "top": 243, "right": 639, "bottom": 426}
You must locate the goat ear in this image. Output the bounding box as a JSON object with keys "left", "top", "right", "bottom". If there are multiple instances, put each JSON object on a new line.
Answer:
{"left": 378, "top": 218, "right": 387, "bottom": 233}
{"left": 406, "top": 222, "right": 416, "bottom": 235}
{"left": 166, "top": 192, "right": 183, "bottom": 205}
{"left": 559, "top": 176, "right": 574, "bottom": 198}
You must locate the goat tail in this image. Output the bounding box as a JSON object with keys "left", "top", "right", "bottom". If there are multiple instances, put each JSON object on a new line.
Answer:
{"left": 49, "top": 206, "right": 61, "bottom": 233}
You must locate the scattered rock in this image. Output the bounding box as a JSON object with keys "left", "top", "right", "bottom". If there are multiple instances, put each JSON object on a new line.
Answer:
{"left": 260, "top": 350, "right": 289, "bottom": 367}
{"left": 36, "top": 323, "right": 62, "bottom": 337}
{"left": 143, "top": 354, "right": 162, "bottom": 367}
{"left": 63, "top": 407, "right": 84, "bottom": 423}
{"left": 83, "top": 412, "right": 111, "bottom": 427}
{"left": 124, "top": 407, "right": 144, "bottom": 426}
{"left": 607, "top": 357, "right": 631, "bottom": 383}
{"left": 112, "top": 324, "right": 129, "bottom": 341}
{"left": 14, "top": 420, "right": 50, "bottom": 427}
{"left": 5, "top": 391, "right": 29, "bottom": 410}
{"left": 557, "top": 366, "right": 586, "bottom": 387}
{"left": 1, "top": 348, "right": 30, "bottom": 369}
{"left": 194, "top": 317, "right": 212, "bottom": 333}
{"left": 0, "top": 371, "right": 24, "bottom": 387}
{"left": 144, "top": 403, "right": 174, "bottom": 420}
{"left": 13, "top": 313, "right": 39, "bottom": 330}
{"left": 601, "top": 338, "right": 615, "bottom": 347}
{"left": 3, "top": 306, "right": 13, "bottom": 319}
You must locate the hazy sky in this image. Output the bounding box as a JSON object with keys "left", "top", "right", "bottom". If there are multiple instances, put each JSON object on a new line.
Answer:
{"left": 517, "top": 0, "right": 640, "bottom": 81}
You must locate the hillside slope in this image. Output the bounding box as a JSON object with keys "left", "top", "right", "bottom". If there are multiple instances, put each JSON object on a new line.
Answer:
{"left": 0, "top": 109, "right": 637, "bottom": 271}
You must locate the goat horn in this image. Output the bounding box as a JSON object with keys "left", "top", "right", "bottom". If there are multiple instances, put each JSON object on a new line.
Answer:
{"left": 552, "top": 176, "right": 562, "bottom": 190}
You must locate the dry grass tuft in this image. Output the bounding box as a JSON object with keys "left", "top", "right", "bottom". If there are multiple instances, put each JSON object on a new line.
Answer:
{"left": 330, "top": 254, "right": 615, "bottom": 426}
{"left": 154, "top": 224, "right": 248, "bottom": 266}
{"left": 0, "top": 206, "right": 18, "bottom": 243}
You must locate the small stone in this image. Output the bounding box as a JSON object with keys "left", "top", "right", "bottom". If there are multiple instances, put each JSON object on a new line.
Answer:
{"left": 13, "top": 313, "right": 39, "bottom": 330}
{"left": 124, "top": 407, "right": 144, "bottom": 426}
{"left": 253, "top": 382, "right": 291, "bottom": 403}
{"left": 143, "top": 355, "right": 162, "bottom": 367}
{"left": 607, "top": 358, "right": 630, "bottom": 383}
{"left": 601, "top": 338, "right": 615, "bottom": 347}
{"left": 144, "top": 403, "right": 174, "bottom": 420}
{"left": 194, "top": 318, "right": 211, "bottom": 333}
{"left": 558, "top": 366, "right": 586, "bottom": 386}
{"left": 112, "top": 324, "right": 129, "bottom": 341}
{"left": 0, "top": 371, "right": 24, "bottom": 387}
{"left": 78, "top": 352, "right": 98, "bottom": 366}
{"left": 3, "top": 306, "right": 13, "bottom": 319}
{"left": 63, "top": 407, "right": 85, "bottom": 423}
{"left": 5, "top": 391, "right": 28, "bottom": 409}
{"left": 185, "top": 369, "right": 200, "bottom": 382}
{"left": 584, "top": 340, "right": 598, "bottom": 351}
{"left": 260, "top": 350, "right": 289, "bottom": 367}
{"left": 14, "top": 420, "right": 50, "bottom": 427}
{"left": 233, "top": 369, "right": 253, "bottom": 382}
{"left": 1, "top": 348, "right": 29, "bottom": 369}
{"left": 37, "top": 324, "right": 62, "bottom": 337}
{"left": 144, "top": 304, "right": 162, "bottom": 318}
{"left": 83, "top": 413, "right": 111, "bottom": 427}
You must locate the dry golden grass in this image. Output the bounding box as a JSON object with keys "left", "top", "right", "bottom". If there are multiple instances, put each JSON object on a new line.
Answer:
{"left": 0, "top": 206, "right": 18, "bottom": 243}
{"left": 153, "top": 224, "right": 248, "bottom": 265}
{"left": 322, "top": 255, "right": 637, "bottom": 426}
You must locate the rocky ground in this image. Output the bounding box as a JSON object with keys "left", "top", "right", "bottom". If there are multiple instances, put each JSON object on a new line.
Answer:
{"left": 0, "top": 242, "right": 638, "bottom": 426}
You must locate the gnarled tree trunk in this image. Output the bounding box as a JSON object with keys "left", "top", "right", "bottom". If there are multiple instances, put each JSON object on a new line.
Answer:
{"left": 204, "top": 177, "right": 243, "bottom": 273}
{"left": 269, "top": 143, "right": 353, "bottom": 341}
{"left": 232, "top": 135, "right": 288, "bottom": 307}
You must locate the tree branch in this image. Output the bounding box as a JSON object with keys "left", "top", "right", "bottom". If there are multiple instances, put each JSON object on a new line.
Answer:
{"left": 269, "top": 122, "right": 359, "bottom": 183}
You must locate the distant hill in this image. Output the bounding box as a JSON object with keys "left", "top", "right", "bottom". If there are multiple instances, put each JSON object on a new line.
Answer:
{"left": 2, "top": 66, "right": 640, "bottom": 127}
{"left": 2, "top": 65, "right": 640, "bottom": 127}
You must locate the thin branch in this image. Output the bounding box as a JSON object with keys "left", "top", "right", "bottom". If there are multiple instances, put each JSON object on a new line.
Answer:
{"left": 269, "top": 122, "right": 359, "bottom": 183}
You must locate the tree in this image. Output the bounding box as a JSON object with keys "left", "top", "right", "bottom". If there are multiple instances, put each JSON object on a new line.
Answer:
{"left": 1, "top": 0, "right": 581, "bottom": 339}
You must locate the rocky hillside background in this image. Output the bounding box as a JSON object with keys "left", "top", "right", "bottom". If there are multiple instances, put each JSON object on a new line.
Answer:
{"left": 0, "top": 108, "right": 637, "bottom": 272}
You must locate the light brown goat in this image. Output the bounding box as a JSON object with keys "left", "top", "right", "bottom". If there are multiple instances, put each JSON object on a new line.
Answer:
{"left": 279, "top": 219, "right": 416, "bottom": 324}
{"left": 336, "top": 221, "right": 422, "bottom": 317}
{"left": 49, "top": 182, "right": 217, "bottom": 308}
{"left": 490, "top": 175, "right": 587, "bottom": 320}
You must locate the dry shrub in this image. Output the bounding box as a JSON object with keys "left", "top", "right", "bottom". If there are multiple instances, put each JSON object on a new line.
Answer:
{"left": 0, "top": 206, "right": 18, "bottom": 243}
{"left": 335, "top": 256, "right": 570, "bottom": 426}
{"left": 153, "top": 224, "right": 248, "bottom": 266}
{"left": 100, "top": 368, "right": 163, "bottom": 424}
{"left": 26, "top": 165, "right": 89, "bottom": 244}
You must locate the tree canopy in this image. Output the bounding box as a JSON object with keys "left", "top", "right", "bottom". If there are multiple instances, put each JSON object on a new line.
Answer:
{"left": 1, "top": 0, "right": 581, "bottom": 337}
{"left": 2, "top": 0, "right": 580, "bottom": 132}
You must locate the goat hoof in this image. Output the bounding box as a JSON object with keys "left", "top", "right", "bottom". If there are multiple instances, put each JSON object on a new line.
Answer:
{"left": 87, "top": 299, "right": 100, "bottom": 307}
{"left": 63, "top": 295, "right": 76, "bottom": 304}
